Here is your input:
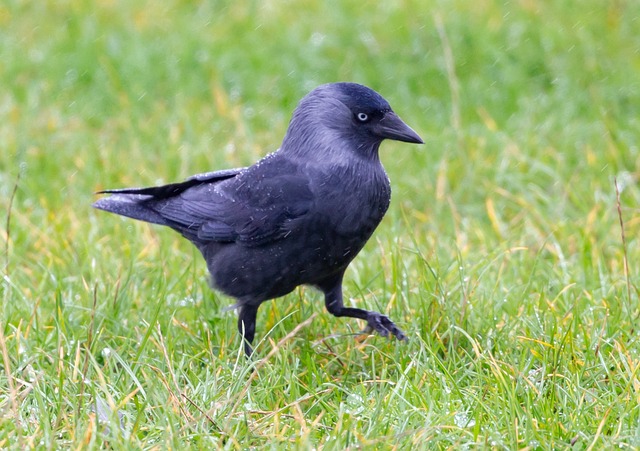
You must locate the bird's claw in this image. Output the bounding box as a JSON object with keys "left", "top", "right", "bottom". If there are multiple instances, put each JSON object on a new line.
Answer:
{"left": 362, "top": 312, "right": 407, "bottom": 341}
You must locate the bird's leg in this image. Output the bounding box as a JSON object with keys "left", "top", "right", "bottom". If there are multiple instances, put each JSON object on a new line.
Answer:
{"left": 318, "top": 273, "right": 407, "bottom": 341}
{"left": 238, "top": 304, "right": 259, "bottom": 356}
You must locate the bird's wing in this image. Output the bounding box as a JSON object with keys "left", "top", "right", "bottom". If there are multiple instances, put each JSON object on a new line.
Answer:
{"left": 141, "top": 159, "right": 314, "bottom": 246}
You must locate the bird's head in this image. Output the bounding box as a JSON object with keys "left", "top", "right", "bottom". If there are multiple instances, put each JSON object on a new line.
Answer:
{"left": 281, "top": 82, "right": 423, "bottom": 160}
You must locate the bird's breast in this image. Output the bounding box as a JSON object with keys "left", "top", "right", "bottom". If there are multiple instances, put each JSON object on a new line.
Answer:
{"left": 312, "top": 164, "right": 391, "bottom": 237}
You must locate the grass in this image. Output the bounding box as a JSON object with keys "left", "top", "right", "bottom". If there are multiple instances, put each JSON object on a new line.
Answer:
{"left": 1, "top": 0, "right": 639, "bottom": 448}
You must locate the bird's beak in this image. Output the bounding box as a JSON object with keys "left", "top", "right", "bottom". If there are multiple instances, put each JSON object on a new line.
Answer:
{"left": 375, "top": 111, "right": 424, "bottom": 144}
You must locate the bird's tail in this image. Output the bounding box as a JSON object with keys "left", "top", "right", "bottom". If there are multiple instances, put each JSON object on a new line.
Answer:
{"left": 92, "top": 190, "right": 168, "bottom": 226}
{"left": 93, "top": 168, "right": 243, "bottom": 229}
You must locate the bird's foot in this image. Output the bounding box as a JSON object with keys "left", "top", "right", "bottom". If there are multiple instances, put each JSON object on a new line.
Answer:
{"left": 362, "top": 312, "right": 407, "bottom": 341}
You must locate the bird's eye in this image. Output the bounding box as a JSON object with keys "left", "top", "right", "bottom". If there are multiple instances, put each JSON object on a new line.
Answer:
{"left": 356, "top": 112, "right": 369, "bottom": 122}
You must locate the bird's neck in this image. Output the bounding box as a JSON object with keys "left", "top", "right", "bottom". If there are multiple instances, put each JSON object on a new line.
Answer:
{"left": 281, "top": 126, "right": 383, "bottom": 167}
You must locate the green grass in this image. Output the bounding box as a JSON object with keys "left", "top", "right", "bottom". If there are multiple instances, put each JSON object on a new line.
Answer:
{"left": 1, "top": 0, "right": 639, "bottom": 448}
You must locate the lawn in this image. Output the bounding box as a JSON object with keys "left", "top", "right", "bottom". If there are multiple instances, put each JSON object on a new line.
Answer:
{"left": 1, "top": 0, "right": 639, "bottom": 448}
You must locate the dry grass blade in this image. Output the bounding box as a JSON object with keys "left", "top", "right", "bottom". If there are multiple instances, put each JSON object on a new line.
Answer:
{"left": 0, "top": 324, "right": 22, "bottom": 446}
{"left": 614, "top": 177, "right": 634, "bottom": 321}
{"left": 3, "top": 173, "right": 20, "bottom": 274}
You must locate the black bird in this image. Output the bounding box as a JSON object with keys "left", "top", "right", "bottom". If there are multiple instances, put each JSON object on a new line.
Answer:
{"left": 94, "top": 82, "right": 423, "bottom": 356}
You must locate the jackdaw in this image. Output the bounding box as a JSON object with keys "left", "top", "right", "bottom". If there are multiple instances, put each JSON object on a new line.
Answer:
{"left": 94, "top": 82, "right": 423, "bottom": 356}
